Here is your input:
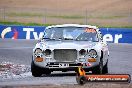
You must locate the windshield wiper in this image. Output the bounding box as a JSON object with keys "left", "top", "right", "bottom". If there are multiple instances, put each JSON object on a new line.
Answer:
{"left": 43, "top": 37, "right": 63, "bottom": 41}
{"left": 43, "top": 37, "right": 75, "bottom": 41}
{"left": 63, "top": 38, "right": 74, "bottom": 40}
{"left": 75, "top": 39, "right": 98, "bottom": 42}
{"left": 43, "top": 37, "right": 56, "bottom": 40}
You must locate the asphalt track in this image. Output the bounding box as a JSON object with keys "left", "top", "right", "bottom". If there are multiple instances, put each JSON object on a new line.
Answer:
{"left": 0, "top": 39, "right": 132, "bottom": 86}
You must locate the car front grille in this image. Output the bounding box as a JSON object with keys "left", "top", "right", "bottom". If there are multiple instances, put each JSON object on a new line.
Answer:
{"left": 54, "top": 49, "right": 77, "bottom": 62}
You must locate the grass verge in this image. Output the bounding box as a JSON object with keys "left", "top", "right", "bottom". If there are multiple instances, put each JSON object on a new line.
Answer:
{"left": 0, "top": 21, "right": 132, "bottom": 28}
{"left": 7, "top": 12, "right": 126, "bottom": 19}
{"left": 7, "top": 12, "right": 84, "bottom": 19}
{"left": 0, "top": 21, "right": 52, "bottom": 26}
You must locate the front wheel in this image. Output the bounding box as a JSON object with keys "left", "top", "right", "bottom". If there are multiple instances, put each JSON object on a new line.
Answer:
{"left": 92, "top": 51, "right": 103, "bottom": 74}
{"left": 92, "top": 59, "right": 103, "bottom": 74}
{"left": 31, "top": 61, "right": 51, "bottom": 76}
{"left": 44, "top": 69, "right": 51, "bottom": 75}
{"left": 31, "top": 61, "right": 42, "bottom": 77}
{"left": 102, "top": 59, "right": 108, "bottom": 74}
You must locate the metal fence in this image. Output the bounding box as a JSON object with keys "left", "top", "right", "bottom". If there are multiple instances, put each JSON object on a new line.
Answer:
{"left": 0, "top": 7, "right": 131, "bottom": 27}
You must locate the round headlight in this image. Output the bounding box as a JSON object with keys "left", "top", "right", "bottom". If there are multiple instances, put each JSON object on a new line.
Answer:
{"left": 44, "top": 49, "right": 52, "bottom": 56}
{"left": 79, "top": 49, "right": 87, "bottom": 56}
{"left": 34, "top": 48, "right": 43, "bottom": 57}
{"left": 88, "top": 49, "right": 97, "bottom": 58}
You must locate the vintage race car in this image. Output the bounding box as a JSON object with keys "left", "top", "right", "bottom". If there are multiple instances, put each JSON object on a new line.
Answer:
{"left": 31, "top": 24, "right": 109, "bottom": 77}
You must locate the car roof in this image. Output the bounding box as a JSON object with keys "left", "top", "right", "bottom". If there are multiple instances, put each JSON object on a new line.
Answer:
{"left": 46, "top": 24, "right": 99, "bottom": 30}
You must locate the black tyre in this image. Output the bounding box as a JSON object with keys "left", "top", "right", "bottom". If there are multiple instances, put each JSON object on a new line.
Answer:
{"left": 102, "top": 59, "right": 108, "bottom": 74}
{"left": 92, "top": 51, "right": 103, "bottom": 74}
{"left": 44, "top": 69, "right": 51, "bottom": 75}
{"left": 92, "top": 60, "right": 103, "bottom": 74}
{"left": 31, "top": 61, "right": 42, "bottom": 77}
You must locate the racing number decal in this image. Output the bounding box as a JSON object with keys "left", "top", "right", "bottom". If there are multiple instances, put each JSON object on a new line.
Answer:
{"left": 85, "top": 28, "right": 96, "bottom": 33}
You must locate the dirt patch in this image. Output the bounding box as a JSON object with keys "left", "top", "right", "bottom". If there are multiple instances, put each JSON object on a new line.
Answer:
{"left": 0, "top": 0, "right": 132, "bottom": 11}
{"left": 0, "top": 62, "right": 30, "bottom": 80}
{"left": 0, "top": 0, "right": 132, "bottom": 26}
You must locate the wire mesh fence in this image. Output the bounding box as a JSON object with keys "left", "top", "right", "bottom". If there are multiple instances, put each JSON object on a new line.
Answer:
{"left": 0, "top": 7, "right": 131, "bottom": 27}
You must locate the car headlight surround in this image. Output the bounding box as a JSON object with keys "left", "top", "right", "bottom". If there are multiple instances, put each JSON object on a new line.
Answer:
{"left": 79, "top": 49, "right": 87, "bottom": 56}
{"left": 34, "top": 48, "right": 43, "bottom": 57}
{"left": 44, "top": 49, "right": 52, "bottom": 56}
{"left": 88, "top": 49, "right": 98, "bottom": 58}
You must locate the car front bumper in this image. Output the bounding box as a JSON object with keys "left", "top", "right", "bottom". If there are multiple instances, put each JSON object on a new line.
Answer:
{"left": 34, "top": 61, "right": 99, "bottom": 72}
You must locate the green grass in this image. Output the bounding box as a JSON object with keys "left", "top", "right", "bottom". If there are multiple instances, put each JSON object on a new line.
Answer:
{"left": 0, "top": 21, "right": 52, "bottom": 26}
{"left": 87, "top": 15, "right": 126, "bottom": 19}
{"left": 7, "top": 12, "right": 84, "bottom": 19}
{"left": 7, "top": 13, "right": 44, "bottom": 18}
{"left": 0, "top": 21, "right": 132, "bottom": 28}
{"left": 7, "top": 12, "right": 126, "bottom": 19}
{"left": 48, "top": 15, "right": 84, "bottom": 19}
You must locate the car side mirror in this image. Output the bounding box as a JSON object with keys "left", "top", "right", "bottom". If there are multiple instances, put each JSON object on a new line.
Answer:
{"left": 38, "top": 35, "right": 44, "bottom": 42}
{"left": 38, "top": 38, "right": 42, "bottom": 42}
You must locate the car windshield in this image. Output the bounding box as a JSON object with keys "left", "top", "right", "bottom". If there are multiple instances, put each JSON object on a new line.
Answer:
{"left": 44, "top": 27, "right": 99, "bottom": 42}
